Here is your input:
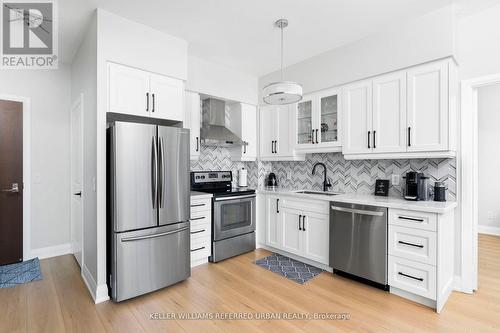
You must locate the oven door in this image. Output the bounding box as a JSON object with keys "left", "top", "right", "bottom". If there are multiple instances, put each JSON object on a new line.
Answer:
{"left": 213, "top": 194, "right": 256, "bottom": 241}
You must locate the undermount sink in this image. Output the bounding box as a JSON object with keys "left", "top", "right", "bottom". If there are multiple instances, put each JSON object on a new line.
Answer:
{"left": 293, "top": 190, "right": 338, "bottom": 196}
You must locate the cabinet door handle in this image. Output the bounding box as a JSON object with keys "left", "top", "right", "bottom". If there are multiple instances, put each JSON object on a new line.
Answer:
{"left": 276, "top": 198, "right": 279, "bottom": 213}
{"left": 398, "top": 241, "right": 424, "bottom": 248}
{"left": 243, "top": 141, "right": 247, "bottom": 154}
{"left": 196, "top": 137, "right": 199, "bottom": 152}
{"left": 373, "top": 130, "right": 376, "bottom": 149}
{"left": 271, "top": 141, "right": 275, "bottom": 153}
{"left": 368, "top": 131, "right": 371, "bottom": 149}
{"left": 398, "top": 216, "right": 424, "bottom": 222}
{"left": 190, "top": 216, "right": 205, "bottom": 221}
{"left": 152, "top": 93, "right": 155, "bottom": 112}
{"left": 191, "top": 203, "right": 205, "bottom": 208}
{"left": 315, "top": 129, "right": 319, "bottom": 144}
{"left": 146, "top": 92, "right": 149, "bottom": 112}
{"left": 398, "top": 272, "right": 423, "bottom": 282}
{"left": 190, "top": 229, "right": 205, "bottom": 235}
{"left": 274, "top": 141, "right": 278, "bottom": 154}
{"left": 191, "top": 246, "right": 206, "bottom": 252}
{"left": 408, "top": 127, "right": 411, "bottom": 147}
{"left": 302, "top": 216, "right": 306, "bottom": 231}
{"left": 311, "top": 130, "right": 315, "bottom": 144}
{"left": 298, "top": 215, "right": 302, "bottom": 231}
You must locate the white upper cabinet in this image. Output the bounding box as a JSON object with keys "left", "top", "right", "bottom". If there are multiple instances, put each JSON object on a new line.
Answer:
{"left": 184, "top": 91, "right": 201, "bottom": 160}
{"left": 343, "top": 58, "right": 455, "bottom": 159}
{"left": 150, "top": 73, "right": 184, "bottom": 122}
{"left": 343, "top": 80, "right": 372, "bottom": 155}
{"left": 259, "top": 104, "right": 304, "bottom": 161}
{"left": 295, "top": 88, "right": 342, "bottom": 153}
{"left": 109, "top": 63, "right": 150, "bottom": 116}
{"left": 372, "top": 71, "right": 407, "bottom": 153}
{"left": 108, "top": 63, "right": 185, "bottom": 121}
{"left": 228, "top": 103, "right": 257, "bottom": 161}
{"left": 407, "top": 61, "right": 448, "bottom": 152}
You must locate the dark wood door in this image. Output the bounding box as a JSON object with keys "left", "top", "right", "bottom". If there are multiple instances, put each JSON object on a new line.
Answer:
{"left": 0, "top": 100, "right": 23, "bottom": 265}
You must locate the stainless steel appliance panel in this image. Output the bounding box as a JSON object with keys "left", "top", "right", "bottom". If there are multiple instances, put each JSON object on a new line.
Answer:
{"left": 158, "top": 127, "right": 190, "bottom": 226}
{"left": 330, "top": 202, "right": 387, "bottom": 285}
{"left": 213, "top": 194, "right": 256, "bottom": 241}
{"left": 111, "top": 122, "right": 158, "bottom": 232}
{"left": 113, "top": 221, "right": 190, "bottom": 302}
{"left": 211, "top": 232, "right": 255, "bottom": 262}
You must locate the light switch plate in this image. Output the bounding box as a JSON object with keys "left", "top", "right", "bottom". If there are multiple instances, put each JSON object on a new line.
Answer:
{"left": 286, "top": 171, "right": 292, "bottom": 180}
{"left": 391, "top": 174, "right": 400, "bottom": 186}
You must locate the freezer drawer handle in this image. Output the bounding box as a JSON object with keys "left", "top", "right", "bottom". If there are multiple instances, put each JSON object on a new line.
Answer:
{"left": 331, "top": 206, "right": 384, "bottom": 216}
{"left": 398, "top": 241, "right": 424, "bottom": 248}
{"left": 190, "top": 216, "right": 205, "bottom": 221}
{"left": 398, "top": 216, "right": 424, "bottom": 222}
{"left": 398, "top": 272, "right": 424, "bottom": 282}
{"left": 121, "top": 226, "right": 189, "bottom": 242}
{"left": 190, "top": 229, "right": 205, "bottom": 235}
{"left": 191, "top": 246, "right": 206, "bottom": 252}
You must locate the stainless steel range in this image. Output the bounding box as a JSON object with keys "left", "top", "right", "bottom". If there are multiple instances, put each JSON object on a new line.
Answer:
{"left": 191, "top": 171, "right": 256, "bottom": 262}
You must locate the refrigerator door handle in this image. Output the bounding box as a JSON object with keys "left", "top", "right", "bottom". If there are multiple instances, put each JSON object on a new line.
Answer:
{"left": 121, "top": 226, "right": 190, "bottom": 242}
{"left": 151, "top": 136, "right": 158, "bottom": 209}
{"left": 158, "top": 137, "right": 164, "bottom": 208}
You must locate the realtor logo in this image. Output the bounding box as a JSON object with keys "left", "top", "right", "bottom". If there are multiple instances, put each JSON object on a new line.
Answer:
{"left": 1, "top": 0, "right": 58, "bottom": 69}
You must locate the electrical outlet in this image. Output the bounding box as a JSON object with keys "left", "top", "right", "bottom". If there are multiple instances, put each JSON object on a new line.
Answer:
{"left": 487, "top": 211, "right": 497, "bottom": 220}
{"left": 391, "top": 174, "right": 400, "bottom": 186}
{"left": 286, "top": 171, "right": 292, "bottom": 180}
{"left": 92, "top": 177, "right": 96, "bottom": 192}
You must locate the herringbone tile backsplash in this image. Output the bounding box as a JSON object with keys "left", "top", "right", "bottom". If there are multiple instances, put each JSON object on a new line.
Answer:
{"left": 191, "top": 146, "right": 456, "bottom": 200}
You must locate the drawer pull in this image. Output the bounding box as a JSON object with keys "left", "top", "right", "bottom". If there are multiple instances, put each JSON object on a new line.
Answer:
{"left": 190, "top": 216, "right": 205, "bottom": 221}
{"left": 191, "top": 246, "right": 206, "bottom": 252}
{"left": 190, "top": 229, "right": 205, "bottom": 235}
{"left": 398, "top": 216, "right": 424, "bottom": 222}
{"left": 191, "top": 203, "right": 206, "bottom": 207}
{"left": 398, "top": 272, "right": 424, "bottom": 282}
{"left": 398, "top": 241, "right": 424, "bottom": 248}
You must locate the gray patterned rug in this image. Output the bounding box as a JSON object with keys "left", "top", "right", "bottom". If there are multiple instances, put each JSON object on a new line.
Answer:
{"left": 255, "top": 253, "right": 323, "bottom": 284}
{"left": 0, "top": 258, "right": 43, "bottom": 288}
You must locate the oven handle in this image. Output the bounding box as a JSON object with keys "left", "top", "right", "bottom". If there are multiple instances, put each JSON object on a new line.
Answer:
{"left": 214, "top": 194, "right": 256, "bottom": 202}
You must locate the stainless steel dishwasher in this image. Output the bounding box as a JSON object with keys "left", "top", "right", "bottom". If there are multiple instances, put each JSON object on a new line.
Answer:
{"left": 329, "top": 202, "right": 388, "bottom": 288}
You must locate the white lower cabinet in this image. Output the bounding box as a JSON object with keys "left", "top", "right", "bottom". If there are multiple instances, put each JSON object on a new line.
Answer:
{"left": 263, "top": 195, "right": 329, "bottom": 266}
{"left": 388, "top": 255, "right": 437, "bottom": 300}
{"left": 190, "top": 196, "right": 212, "bottom": 267}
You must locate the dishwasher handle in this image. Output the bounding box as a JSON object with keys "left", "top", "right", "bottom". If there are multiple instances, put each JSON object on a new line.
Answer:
{"left": 331, "top": 205, "right": 385, "bottom": 217}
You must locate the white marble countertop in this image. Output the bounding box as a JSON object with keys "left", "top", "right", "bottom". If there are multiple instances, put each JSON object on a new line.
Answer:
{"left": 190, "top": 191, "right": 213, "bottom": 199}
{"left": 257, "top": 188, "right": 457, "bottom": 214}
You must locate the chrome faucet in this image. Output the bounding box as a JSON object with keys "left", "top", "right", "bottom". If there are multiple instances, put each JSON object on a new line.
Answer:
{"left": 312, "top": 162, "right": 332, "bottom": 192}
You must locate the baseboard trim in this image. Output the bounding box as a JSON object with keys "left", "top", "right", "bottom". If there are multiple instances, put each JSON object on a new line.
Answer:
{"left": 29, "top": 243, "right": 72, "bottom": 260}
{"left": 260, "top": 244, "right": 333, "bottom": 273}
{"left": 95, "top": 284, "right": 110, "bottom": 304}
{"left": 478, "top": 225, "right": 500, "bottom": 236}
{"left": 81, "top": 264, "right": 97, "bottom": 302}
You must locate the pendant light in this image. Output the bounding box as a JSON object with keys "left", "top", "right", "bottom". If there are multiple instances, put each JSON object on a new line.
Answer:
{"left": 262, "top": 19, "right": 303, "bottom": 105}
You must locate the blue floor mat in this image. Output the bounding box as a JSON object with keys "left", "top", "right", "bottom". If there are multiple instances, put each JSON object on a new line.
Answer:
{"left": 0, "top": 258, "right": 43, "bottom": 288}
{"left": 255, "top": 253, "right": 323, "bottom": 284}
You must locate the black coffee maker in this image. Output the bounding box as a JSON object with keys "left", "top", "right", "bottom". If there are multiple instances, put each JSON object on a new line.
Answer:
{"left": 404, "top": 172, "right": 428, "bottom": 201}
{"left": 267, "top": 173, "right": 278, "bottom": 188}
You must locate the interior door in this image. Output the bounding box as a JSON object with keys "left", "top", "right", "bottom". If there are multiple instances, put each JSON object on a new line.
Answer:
{"left": 111, "top": 122, "right": 158, "bottom": 232}
{"left": 343, "top": 80, "right": 373, "bottom": 154}
{"left": 280, "top": 208, "right": 302, "bottom": 256}
{"left": 407, "top": 61, "right": 449, "bottom": 152}
{"left": 372, "top": 71, "right": 407, "bottom": 153}
{"left": 259, "top": 105, "right": 276, "bottom": 158}
{"left": 108, "top": 63, "right": 150, "bottom": 117}
{"left": 70, "top": 97, "right": 83, "bottom": 267}
{"left": 150, "top": 74, "right": 184, "bottom": 121}
{"left": 0, "top": 100, "right": 23, "bottom": 265}
{"left": 158, "top": 127, "right": 190, "bottom": 226}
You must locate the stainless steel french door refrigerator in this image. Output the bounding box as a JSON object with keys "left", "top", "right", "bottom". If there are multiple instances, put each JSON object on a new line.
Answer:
{"left": 107, "top": 121, "right": 190, "bottom": 302}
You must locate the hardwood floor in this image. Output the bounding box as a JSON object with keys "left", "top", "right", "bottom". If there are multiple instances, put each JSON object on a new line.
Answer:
{"left": 1, "top": 234, "right": 499, "bottom": 333}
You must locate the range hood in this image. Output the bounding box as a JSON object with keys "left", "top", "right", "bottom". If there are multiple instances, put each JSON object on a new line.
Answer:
{"left": 200, "top": 98, "right": 245, "bottom": 147}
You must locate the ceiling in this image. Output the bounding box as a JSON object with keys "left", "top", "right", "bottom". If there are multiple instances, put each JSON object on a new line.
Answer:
{"left": 59, "top": 0, "right": 498, "bottom": 76}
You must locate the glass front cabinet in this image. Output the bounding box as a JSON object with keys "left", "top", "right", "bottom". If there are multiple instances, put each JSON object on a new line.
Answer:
{"left": 295, "top": 88, "right": 341, "bottom": 152}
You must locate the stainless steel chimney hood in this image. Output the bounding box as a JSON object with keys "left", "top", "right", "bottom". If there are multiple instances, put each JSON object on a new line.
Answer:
{"left": 200, "top": 98, "right": 245, "bottom": 147}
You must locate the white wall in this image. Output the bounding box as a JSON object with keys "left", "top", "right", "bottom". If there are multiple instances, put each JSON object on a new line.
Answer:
{"left": 0, "top": 66, "right": 71, "bottom": 252}
{"left": 259, "top": 5, "right": 456, "bottom": 98}
{"left": 71, "top": 13, "right": 98, "bottom": 282}
{"left": 457, "top": 4, "right": 500, "bottom": 80}
{"left": 187, "top": 56, "right": 258, "bottom": 105}
{"left": 477, "top": 83, "right": 500, "bottom": 233}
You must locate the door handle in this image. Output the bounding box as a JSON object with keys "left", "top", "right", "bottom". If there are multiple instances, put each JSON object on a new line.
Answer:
{"left": 271, "top": 141, "right": 274, "bottom": 153}
{"left": 302, "top": 215, "right": 306, "bottom": 231}
{"left": 331, "top": 206, "right": 384, "bottom": 216}
{"left": 1, "top": 183, "right": 19, "bottom": 193}
{"left": 373, "top": 130, "right": 376, "bottom": 149}
{"left": 146, "top": 92, "right": 149, "bottom": 112}
{"left": 298, "top": 215, "right": 302, "bottom": 231}
{"left": 315, "top": 129, "right": 319, "bottom": 144}
{"left": 368, "top": 131, "right": 371, "bottom": 149}
{"left": 243, "top": 141, "right": 247, "bottom": 154}
{"left": 274, "top": 140, "right": 278, "bottom": 154}
{"left": 158, "top": 137, "right": 164, "bottom": 208}
{"left": 151, "top": 137, "right": 158, "bottom": 209}
{"left": 196, "top": 137, "right": 199, "bottom": 152}
{"left": 121, "top": 226, "right": 189, "bottom": 242}
{"left": 311, "top": 129, "right": 315, "bottom": 144}
{"left": 73, "top": 191, "right": 82, "bottom": 196}
{"left": 408, "top": 127, "right": 411, "bottom": 147}
{"left": 152, "top": 93, "right": 155, "bottom": 113}
{"left": 276, "top": 198, "right": 279, "bottom": 213}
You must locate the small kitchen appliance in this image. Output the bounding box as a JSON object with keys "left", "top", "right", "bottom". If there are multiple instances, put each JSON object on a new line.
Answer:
{"left": 238, "top": 168, "right": 248, "bottom": 187}
{"left": 267, "top": 172, "right": 278, "bottom": 188}
{"left": 403, "top": 172, "right": 428, "bottom": 201}
{"left": 433, "top": 181, "right": 447, "bottom": 202}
